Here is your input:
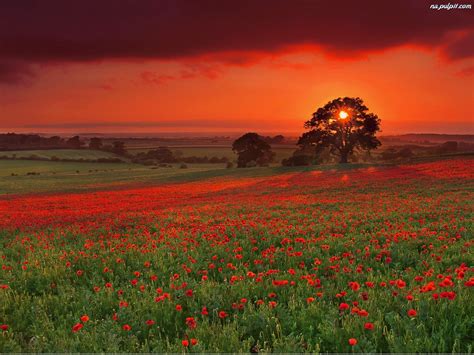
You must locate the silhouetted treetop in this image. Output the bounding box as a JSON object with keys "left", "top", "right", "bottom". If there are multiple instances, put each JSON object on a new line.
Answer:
{"left": 298, "top": 97, "right": 381, "bottom": 163}
{"left": 232, "top": 133, "right": 274, "bottom": 168}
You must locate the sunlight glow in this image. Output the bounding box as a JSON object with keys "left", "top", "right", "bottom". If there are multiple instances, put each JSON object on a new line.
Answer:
{"left": 339, "top": 110, "right": 349, "bottom": 119}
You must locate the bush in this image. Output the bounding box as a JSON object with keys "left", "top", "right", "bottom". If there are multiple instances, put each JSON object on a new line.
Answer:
{"left": 282, "top": 154, "right": 313, "bottom": 166}
{"left": 437, "top": 141, "right": 458, "bottom": 154}
{"left": 381, "top": 147, "right": 414, "bottom": 161}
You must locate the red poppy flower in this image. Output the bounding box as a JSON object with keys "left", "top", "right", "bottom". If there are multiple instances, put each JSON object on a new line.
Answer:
{"left": 339, "top": 302, "right": 349, "bottom": 311}
{"left": 348, "top": 338, "right": 358, "bottom": 346}
{"left": 191, "top": 338, "right": 198, "bottom": 346}
{"left": 182, "top": 339, "right": 189, "bottom": 347}
{"left": 407, "top": 309, "right": 417, "bottom": 317}
{"left": 364, "top": 322, "right": 374, "bottom": 330}
{"left": 349, "top": 282, "right": 360, "bottom": 291}
{"left": 0, "top": 324, "right": 9, "bottom": 331}
{"left": 72, "top": 323, "right": 83, "bottom": 333}
{"left": 145, "top": 319, "right": 155, "bottom": 326}
{"left": 218, "top": 311, "right": 228, "bottom": 319}
{"left": 185, "top": 317, "right": 197, "bottom": 329}
{"left": 122, "top": 324, "right": 131, "bottom": 331}
{"left": 358, "top": 309, "right": 369, "bottom": 317}
{"left": 80, "top": 315, "right": 89, "bottom": 323}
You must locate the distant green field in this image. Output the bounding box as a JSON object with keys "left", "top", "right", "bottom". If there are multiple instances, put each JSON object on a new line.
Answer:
{"left": 3, "top": 148, "right": 467, "bottom": 196}
{"left": 0, "top": 146, "right": 296, "bottom": 195}
{"left": 0, "top": 149, "right": 120, "bottom": 160}
{"left": 0, "top": 157, "right": 395, "bottom": 196}
{"left": 0, "top": 160, "right": 238, "bottom": 195}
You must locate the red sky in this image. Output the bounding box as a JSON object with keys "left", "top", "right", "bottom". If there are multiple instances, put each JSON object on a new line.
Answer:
{"left": 0, "top": 0, "right": 473, "bottom": 135}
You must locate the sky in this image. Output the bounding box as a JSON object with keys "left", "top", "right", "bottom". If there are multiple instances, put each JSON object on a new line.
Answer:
{"left": 0, "top": 0, "right": 473, "bottom": 135}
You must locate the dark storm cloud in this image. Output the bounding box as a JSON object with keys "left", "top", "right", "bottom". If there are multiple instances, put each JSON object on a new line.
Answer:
{"left": 442, "top": 31, "right": 474, "bottom": 60}
{"left": 0, "top": 60, "right": 36, "bottom": 84}
{"left": 0, "top": 0, "right": 472, "bottom": 82}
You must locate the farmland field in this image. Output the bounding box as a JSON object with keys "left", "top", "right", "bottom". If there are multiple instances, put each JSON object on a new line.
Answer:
{"left": 0, "top": 160, "right": 229, "bottom": 195}
{"left": 0, "top": 157, "right": 473, "bottom": 352}
{"left": 0, "top": 149, "right": 120, "bottom": 160}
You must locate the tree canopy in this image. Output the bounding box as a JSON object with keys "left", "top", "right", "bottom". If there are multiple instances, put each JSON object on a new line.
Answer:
{"left": 232, "top": 133, "right": 274, "bottom": 168}
{"left": 298, "top": 97, "right": 381, "bottom": 163}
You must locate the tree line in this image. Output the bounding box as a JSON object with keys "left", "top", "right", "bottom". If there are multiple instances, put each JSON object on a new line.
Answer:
{"left": 3, "top": 97, "right": 469, "bottom": 168}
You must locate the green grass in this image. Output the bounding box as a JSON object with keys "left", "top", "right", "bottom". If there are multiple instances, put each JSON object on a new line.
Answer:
{"left": 0, "top": 160, "right": 233, "bottom": 195}
{"left": 0, "top": 158, "right": 390, "bottom": 196}
{"left": 2, "top": 154, "right": 470, "bottom": 196}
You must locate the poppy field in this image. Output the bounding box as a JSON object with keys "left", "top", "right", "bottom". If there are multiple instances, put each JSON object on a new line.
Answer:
{"left": 0, "top": 157, "right": 473, "bottom": 352}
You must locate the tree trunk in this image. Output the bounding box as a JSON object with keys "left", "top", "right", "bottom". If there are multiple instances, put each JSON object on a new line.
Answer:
{"left": 339, "top": 152, "right": 349, "bottom": 164}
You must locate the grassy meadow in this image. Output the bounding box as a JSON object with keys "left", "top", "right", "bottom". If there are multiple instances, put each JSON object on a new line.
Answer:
{"left": 0, "top": 160, "right": 230, "bottom": 195}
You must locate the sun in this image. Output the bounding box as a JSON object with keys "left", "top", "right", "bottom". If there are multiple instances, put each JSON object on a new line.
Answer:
{"left": 339, "top": 110, "right": 348, "bottom": 119}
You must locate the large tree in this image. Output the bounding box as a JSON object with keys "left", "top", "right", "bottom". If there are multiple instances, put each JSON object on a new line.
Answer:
{"left": 232, "top": 133, "right": 274, "bottom": 168}
{"left": 299, "top": 97, "right": 381, "bottom": 163}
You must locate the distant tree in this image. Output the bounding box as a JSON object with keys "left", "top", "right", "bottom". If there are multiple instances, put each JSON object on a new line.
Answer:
{"left": 0, "top": 133, "right": 67, "bottom": 150}
{"left": 66, "top": 135, "right": 83, "bottom": 149}
{"left": 89, "top": 137, "right": 103, "bottom": 150}
{"left": 151, "top": 146, "right": 177, "bottom": 163}
{"left": 112, "top": 141, "right": 127, "bottom": 156}
{"left": 272, "top": 135, "right": 285, "bottom": 144}
{"left": 381, "top": 147, "right": 413, "bottom": 161}
{"left": 261, "top": 135, "right": 286, "bottom": 144}
{"left": 299, "top": 97, "right": 381, "bottom": 163}
{"left": 437, "top": 141, "right": 458, "bottom": 154}
{"left": 47, "top": 136, "right": 63, "bottom": 146}
{"left": 232, "top": 133, "right": 274, "bottom": 168}
{"left": 282, "top": 146, "right": 315, "bottom": 166}
{"left": 133, "top": 146, "right": 177, "bottom": 164}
